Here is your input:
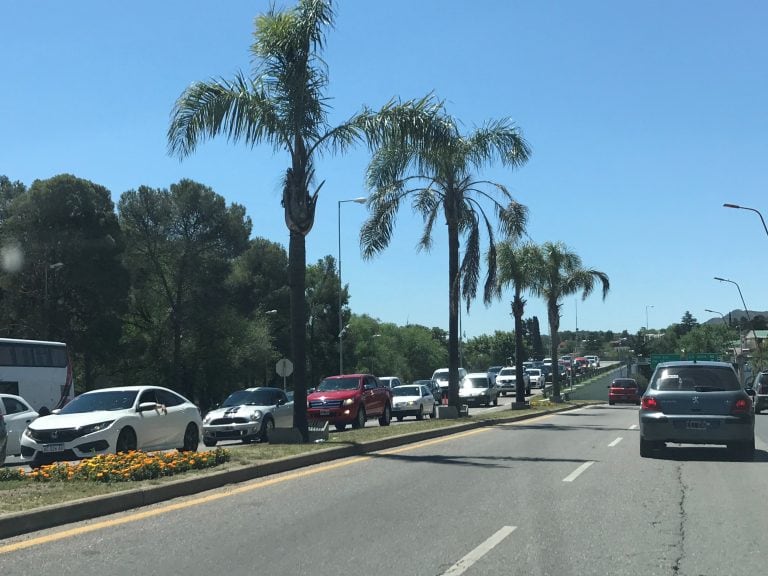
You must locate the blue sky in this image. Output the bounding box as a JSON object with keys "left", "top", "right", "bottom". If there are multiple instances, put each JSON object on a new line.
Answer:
{"left": 2, "top": 1, "right": 766, "bottom": 338}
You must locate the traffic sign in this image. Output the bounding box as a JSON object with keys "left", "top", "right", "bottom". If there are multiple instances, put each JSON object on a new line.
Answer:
{"left": 275, "top": 358, "right": 293, "bottom": 377}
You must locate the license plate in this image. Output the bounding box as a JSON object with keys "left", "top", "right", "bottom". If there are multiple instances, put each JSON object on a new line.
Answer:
{"left": 42, "top": 443, "right": 65, "bottom": 453}
{"left": 686, "top": 420, "right": 707, "bottom": 430}
{"left": 319, "top": 410, "right": 330, "bottom": 416}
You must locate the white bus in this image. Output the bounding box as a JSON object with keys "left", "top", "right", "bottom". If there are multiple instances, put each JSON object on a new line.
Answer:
{"left": 0, "top": 338, "right": 73, "bottom": 413}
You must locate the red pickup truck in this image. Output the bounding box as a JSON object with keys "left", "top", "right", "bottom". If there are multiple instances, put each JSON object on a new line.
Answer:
{"left": 307, "top": 374, "right": 392, "bottom": 431}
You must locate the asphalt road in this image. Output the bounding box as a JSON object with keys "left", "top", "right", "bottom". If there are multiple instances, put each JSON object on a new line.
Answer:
{"left": 2, "top": 404, "right": 767, "bottom": 575}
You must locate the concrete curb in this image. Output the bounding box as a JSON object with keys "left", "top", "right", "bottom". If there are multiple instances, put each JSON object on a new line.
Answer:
{"left": 0, "top": 403, "right": 584, "bottom": 540}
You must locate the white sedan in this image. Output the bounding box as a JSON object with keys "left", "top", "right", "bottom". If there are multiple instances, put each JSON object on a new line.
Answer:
{"left": 391, "top": 384, "right": 436, "bottom": 421}
{"left": 0, "top": 393, "right": 38, "bottom": 459}
{"left": 20, "top": 386, "right": 202, "bottom": 467}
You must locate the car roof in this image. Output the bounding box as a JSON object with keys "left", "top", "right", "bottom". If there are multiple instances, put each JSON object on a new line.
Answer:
{"left": 80, "top": 385, "right": 176, "bottom": 393}
{"left": 655, "top": 360, "right": 733, "bottom": 368}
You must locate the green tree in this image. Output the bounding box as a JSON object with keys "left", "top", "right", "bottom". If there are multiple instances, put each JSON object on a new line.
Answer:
{"left": 0, "top": 174, "right": 129, "bottom": 391}
{"left": 118, "top": 180, "right": 251, "bottom": 405}
{"left": 675, "top": 311, "right": 699, "bottom": 337}
{"left": 679, "top": 323, "right": 733, "bottom": 356}
{"left": 526, "top": 242, "right": 610, "bottom": 401}
{"left": 0, "top": 175, "right": 26, "bottom": 223}
{"left": 497, "top": 241, "right": 539, "bottom": 405}
{"left": 360, "top": 111, "right": 530, "bottom": 409}
{"left": 305, "top": 255, "right": 346, "bottom": 385}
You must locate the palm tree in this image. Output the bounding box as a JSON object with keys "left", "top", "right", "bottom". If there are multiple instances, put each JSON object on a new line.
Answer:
{"left": 526, "top": 242, "right": 610, "bottom": 402}
{"left": 167, "top": 0, "right": 442, "bottom": 440}
{"left": 496, "top": 242, "right": 540, "bottom": 406}
{"left": 360, "top": 113, "right": 530, "bottom": 409}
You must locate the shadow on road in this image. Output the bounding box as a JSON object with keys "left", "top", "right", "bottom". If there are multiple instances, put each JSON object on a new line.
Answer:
{"left": 365, "top": 451, "right": 597, "bottom": 469}
{"left": 642, "top": 446, "right": 768, "bottom": 463}
{"left": 503, "top": 422, "right": 638, "bottom": 433}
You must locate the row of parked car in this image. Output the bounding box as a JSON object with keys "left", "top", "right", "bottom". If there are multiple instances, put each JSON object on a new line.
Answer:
{"left": 1, "top": 365, "right": 547, "bottom": 467}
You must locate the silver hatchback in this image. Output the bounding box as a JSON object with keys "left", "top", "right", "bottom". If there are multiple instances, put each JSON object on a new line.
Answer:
{"left": 639, "top": 361, "right": 755, "bottom": 458}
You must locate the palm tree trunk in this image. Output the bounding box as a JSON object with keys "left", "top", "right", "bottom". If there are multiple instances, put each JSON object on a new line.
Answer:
{"left": 289, "top": 230, "right": 309, "bottom": 441}
{"left": 447, "top": 210, "right": 461, "bottom": 410}
{"left": 548, "top": 301, "right": 561, "bottom": 402}
{"left": 513, "top": 288, "right": 526, "bottom": 405}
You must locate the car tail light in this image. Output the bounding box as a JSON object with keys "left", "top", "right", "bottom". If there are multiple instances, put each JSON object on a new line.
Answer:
{"left": 731, "top": 397, "right": 751, "bottom": 415}
{"left": 641, "top": 396, "right": 660, "bottom": 411}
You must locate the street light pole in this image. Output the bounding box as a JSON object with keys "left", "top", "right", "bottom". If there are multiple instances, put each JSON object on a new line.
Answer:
{"left": 645, "top": 304, "right": 654, "bottom": 331}
{"left": 713, "top": 277, "right": 751, "bottom": 326}
{"left": 704, "top": 308, "right": 727, "bottom": 325}
{"left": 338, "top": 197, "right": 367, "bottom": 374}
{"left": 723, "top": 203, "right": 768, "bottom": 238}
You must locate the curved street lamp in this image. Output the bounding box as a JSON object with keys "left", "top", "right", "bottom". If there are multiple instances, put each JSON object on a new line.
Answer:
{"left": 723, "top": 203, "right": 768, "bottom": 238}
{"left": 337, "top": 197, "right": 367, "bottom": 374}
{"left": 713, "top": 277, "right": 751, "bottom": 326}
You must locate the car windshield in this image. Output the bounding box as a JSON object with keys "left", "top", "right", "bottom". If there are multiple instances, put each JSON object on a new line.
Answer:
{"left": 59, "top": 390, "right": 138, "bottom": 414}
{"left": 317, "top": 377, "right": 360, "bottom": 391}
{"left": 433, "top": 370, "right": 449, "bottom": 381}
{"left": 499, "top": 368, "right": 514, "bottom": 376}
{"left": 393, "top": 386, "right": 420, "bottom": 397}
{"left": 464, "top": 378, "right": 488, "bottom": 389}
{"left": 222, "top": 390, "right": 277, "bottom": 407}
{"left": 651, "top": 366, "right": 740, "bottom": 392}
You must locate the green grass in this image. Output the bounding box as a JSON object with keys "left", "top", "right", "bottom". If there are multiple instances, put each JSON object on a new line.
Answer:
{"left": 0, "top": 400, "right": 597, "bottom": 515}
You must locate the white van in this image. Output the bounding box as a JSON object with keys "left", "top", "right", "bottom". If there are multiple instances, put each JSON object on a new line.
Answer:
{"left": 431, "top": 367, "right": 467, "bottom": 394}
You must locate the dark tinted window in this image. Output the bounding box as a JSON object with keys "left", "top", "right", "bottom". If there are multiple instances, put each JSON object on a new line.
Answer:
{"left": 157, "top": 389, "right": 186, "bottom": 407}
{"left": 60, "top": 390, "right": 138, "bottom": 413}
{"left": 651, "top": 365, "right": 740, "bottom": 391}
{"left": 2, "top": 397, "right": 28, "bottom": 414}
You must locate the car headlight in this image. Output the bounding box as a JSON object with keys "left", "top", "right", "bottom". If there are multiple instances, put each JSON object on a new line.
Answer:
{"left": 249, "top": 410, "right": 263, "bottom": 422}
{"left": 342, "top": 398, "right": 354, "bottom": 406}
{"left": 203, "top": 415, "right": 213, "bottom": 424}
{"left": 79, "top": 421, "right": 115, "bottom": 435}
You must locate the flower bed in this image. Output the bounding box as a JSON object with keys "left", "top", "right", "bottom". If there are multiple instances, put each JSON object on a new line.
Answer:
{"left": 0, "top": 448, "right": 230, "bottom": 483}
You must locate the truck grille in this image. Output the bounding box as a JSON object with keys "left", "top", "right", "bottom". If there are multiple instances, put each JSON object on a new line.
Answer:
{"left": 309, "top": 400, "right": 343, "bottom": 408}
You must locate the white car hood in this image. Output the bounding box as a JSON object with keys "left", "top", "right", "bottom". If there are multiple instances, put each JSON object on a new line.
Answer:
{"left": 29, "top": 411, "right": 125, "bottom": 430}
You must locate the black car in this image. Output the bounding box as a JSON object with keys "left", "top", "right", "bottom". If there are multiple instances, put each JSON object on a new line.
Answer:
{"left": 639, "top": 361, "right": 756, "bottom": 458}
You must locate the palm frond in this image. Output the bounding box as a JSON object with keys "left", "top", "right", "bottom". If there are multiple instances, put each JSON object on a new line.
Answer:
{"left": 415, "top": 187, "right": 442, "bottom": 252}
{"left": 359, "top": 184, "right": 408, "bottom": 259}
{"left": 459, "top": 212, "right": 481, "bottom": 308}
{"left": 168, "top": 75, "right": 283, "bottom": 158}
{"left": 466, "top": 118, "right": 531, "bottom": 169}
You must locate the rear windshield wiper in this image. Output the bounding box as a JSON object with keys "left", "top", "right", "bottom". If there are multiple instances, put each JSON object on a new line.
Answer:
{"left": 694, "top": 386, "right": 726, "bottom": 392}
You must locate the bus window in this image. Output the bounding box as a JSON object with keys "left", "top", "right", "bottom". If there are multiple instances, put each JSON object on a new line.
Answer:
{"left": 0, "top": 344, "right": 13, "bottom": 366}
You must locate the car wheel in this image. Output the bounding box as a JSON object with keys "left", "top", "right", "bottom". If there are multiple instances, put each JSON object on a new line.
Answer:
{"left": 493, "top": 395, "right": 498, "bottom": 407}
{"left": 416, "top": 405, "right": 424, "bottom": 421}
{"left": 203, "top": 438, "right": 217, "bottom": 447}
{"left": 378, "top": 403, "right": 391, "bottom": 426}
{"left": 352, "top": 406, "right": 366, "bottom": 429}
{"left": 396, "top": 415, "right": 403, "bottom": 422}
{"left": 430, "top": 403, "right": 437, "bottom": 418}
{"left": 334, "top": 423, "right": 346, "bottom": 431}
{"left": 260, "top": 417, "right": 275, "bottom": 442}
{"left": 181, "top": 423, "right": 199, "bottom": 452}
{"left": 609, "top": 401, "right": 615, "bottom": 406}
{"left": 116, "top": 427, "right": 137, "bottom": 454}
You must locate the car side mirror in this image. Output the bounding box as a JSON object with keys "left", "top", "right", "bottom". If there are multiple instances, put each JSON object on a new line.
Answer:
{"left": 50, "top": 409, "right": 61, "bottom": 415}
{"left": 745, "top": 388, "right": 756, "bottom": 397}
{"left": 137, "top": 402, "right": 158, "bottom": 412}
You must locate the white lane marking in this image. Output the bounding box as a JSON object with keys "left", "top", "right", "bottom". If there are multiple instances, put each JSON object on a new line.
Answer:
{"left": 608, "top": 437, "right": 623, "bottom": 447}
{"left": 442, "top": 526, "right": 517, "bottom": 576}
{"left": 628, "top": 424, "right": 638, "bottom": 430}
{"left": 562, "top": 461, "right": 594, "bottom": 482}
